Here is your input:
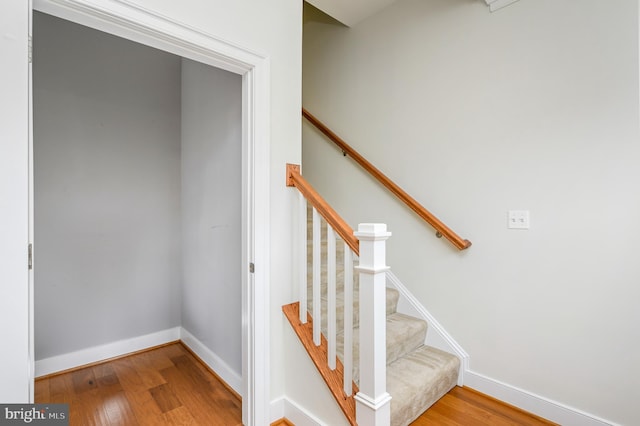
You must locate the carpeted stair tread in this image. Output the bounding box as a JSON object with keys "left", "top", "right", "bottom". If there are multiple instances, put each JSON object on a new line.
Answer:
{"left": 387, "top": 345, "right": 460, "bottom": 426}
{"left": 336, "top": 312, "right": 427, "bottom": 384}
{"left": 307, "top": 287, "right": 400, "bottom": 333}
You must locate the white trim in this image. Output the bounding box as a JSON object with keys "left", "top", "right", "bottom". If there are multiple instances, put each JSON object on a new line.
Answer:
{"left": 485, "top": 0, "right": 521, "bottom": 12}
{"left": 35, "top": 328, "right": 181, "bottom": 377}
{"left": 355, "top": 265, "right": 391, "bottom": 274}
{"left": 385, "top": 271, "right": 469, "bottom": 385}
{"left": 30, "top": 2, "right": 270, "bottom": 425}
{"left": 180, "top": 328, "right": 242, "bottom": 395}
{"left": 33, "top": 0, "right": 265, "bottom": 73}
{"left": 0, "top": 0, "right": 31, "bottom": 403}
{"left": 242, "top": 51, "right": 271, "bottom": 426}
{"left": 354, "top": 392, "right": 392, "bottom": 409}
{"left": 270, "top": 396, "right": 325, "bottom": 426}
{"left": 27, "top": 0, "right": 35, "bottom": 403}
{"left": 464, "top": 370, "right": 619, "bottom": 426}
{"left": 270, "top": 396, "right": 286, "bottom": 424}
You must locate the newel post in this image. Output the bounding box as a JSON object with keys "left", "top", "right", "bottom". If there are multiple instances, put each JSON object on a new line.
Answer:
{"left": 354, "top": 223, "right": 392, "bottom": 426}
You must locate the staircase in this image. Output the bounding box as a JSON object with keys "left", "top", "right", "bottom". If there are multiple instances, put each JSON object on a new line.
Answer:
{"left": 288, "top": 110, "right": 470, "bottom": 425}
{"left": 287, "top": 206, "right": 460, "bottom": 426}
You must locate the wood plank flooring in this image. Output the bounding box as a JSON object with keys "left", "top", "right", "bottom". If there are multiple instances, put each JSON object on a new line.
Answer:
{"left": 36, "top": 342, "right": 555, "bottom": 426}
{"left": 35, "top": 342, "right": 242, "bottom": 426}
{"left": 411, "top": 386, "right": 558, "bottom": 426}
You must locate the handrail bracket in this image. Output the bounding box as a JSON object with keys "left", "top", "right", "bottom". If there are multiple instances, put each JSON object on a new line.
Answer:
{"left": 286, "top": 163, "right": 300, "bottom": 187}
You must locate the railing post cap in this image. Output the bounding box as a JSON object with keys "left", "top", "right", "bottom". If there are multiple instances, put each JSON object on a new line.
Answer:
{"left": 354, "top": 223, "right": 392, "bottom": 239}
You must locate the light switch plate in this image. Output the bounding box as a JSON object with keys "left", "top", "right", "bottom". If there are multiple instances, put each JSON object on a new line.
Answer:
{"left": 508, "top": 210, "right": 530, "bottom": 229}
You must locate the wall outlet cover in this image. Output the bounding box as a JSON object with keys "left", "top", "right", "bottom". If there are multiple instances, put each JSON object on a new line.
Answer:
{"left": 508, "top": 210, "right": 530, "bottom": 229}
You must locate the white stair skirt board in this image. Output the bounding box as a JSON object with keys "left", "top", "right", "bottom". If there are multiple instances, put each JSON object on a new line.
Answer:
{"left": 35, "top": 327, "right": 181, "bottom": 377}
{"left": 464, "top": 371, "right": 620, "bottom": 426}
{"left": 270, "top": 397, "right": 326, "bottom": 426}
{"left": 485, "top": 0, "right": 521, "bottom": 12}
{"left": 179, "top": 327, "right": 243, "bottom": 396}
{"left": 385, "top": 271, "right": 469, "bottom": 386}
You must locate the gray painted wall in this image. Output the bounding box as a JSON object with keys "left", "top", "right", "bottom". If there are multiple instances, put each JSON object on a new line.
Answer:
{"left": 181, "top": 59, "right": 242, "bottom": 376}
{"left": 34, "top": 13, "right": 242, "bottom": 375}
{"left": 33, "top": 12, "right": 182, "bottom": 358}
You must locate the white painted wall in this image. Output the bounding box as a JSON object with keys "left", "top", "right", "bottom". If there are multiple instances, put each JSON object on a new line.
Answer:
{"left": 303, "top": 0, "right": 640, "bottom": 424}
{"left": 181, "top": 58, "right": 242, "bottom": 377}
{"left": 33, "top": 12, "right": 182, "bottom": 358}
{"left": 283, "top": 326, "right": 349, "bottom": 426}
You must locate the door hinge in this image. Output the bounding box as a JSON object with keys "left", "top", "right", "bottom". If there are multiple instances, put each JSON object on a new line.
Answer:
{"left": 249, "top": 263, "right": 255, "bottom": 273}
{"left": 28, "top": 243, "right": 33, "bottom": 270}
{"left": 28, "top": 35, "right": 32, "bottom": 63}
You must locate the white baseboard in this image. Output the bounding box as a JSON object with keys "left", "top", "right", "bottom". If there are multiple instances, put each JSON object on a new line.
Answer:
{"left": 464, "top": 370, "right": 618, "bottom": 426}
{"left": 386, "top": 271, "right": 469, "bottom": 385}
{"left": 179, "top": 327, "right": 242, "bottom": 396}
{"left": 35, "top": 327, "right": 181, "bottom": 377}
{"left": 35, "top": 327, "right": 243, "bottom": 401}
{"left": 270, "top": 396, "right": 286, "bottom": 424}
{"left": 273, "top": 372, "right": 620, "bottom": 426}
{"left": 270, "top": 396, "right": 325, "bottom": 426}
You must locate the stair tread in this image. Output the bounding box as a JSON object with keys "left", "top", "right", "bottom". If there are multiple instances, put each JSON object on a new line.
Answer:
{"left": 336, "top": 312, "right": 427, "bottom": 384}
{"left": 387, "top": 345, "right": 460, "bottom": 426}
{"left": 308, "top": 287, "right": 400, "bottom": 332}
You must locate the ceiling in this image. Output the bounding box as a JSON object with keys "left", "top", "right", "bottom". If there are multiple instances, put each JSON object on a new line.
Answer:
{"left": 304, "top": 0, "right": 522, "bottom": 27}
{"left": 304, "top": 0, "right": 402, "bottom": 27}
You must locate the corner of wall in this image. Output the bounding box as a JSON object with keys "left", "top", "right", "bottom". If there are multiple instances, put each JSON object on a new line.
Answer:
{"left": 271, "top": 396, "right": 329, "bottom": 426}
{"left": 35, "top": 328, "right": 181, "bottom": 378}
{"left": 179, "top": 327, "right": 243, "bottom": 395}
{"left": 281, "top": 321, "right": 351, "bottom": 426}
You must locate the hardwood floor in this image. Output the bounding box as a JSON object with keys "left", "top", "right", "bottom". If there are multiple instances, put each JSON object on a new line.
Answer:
{"left": 36, "top": 343, "right": 555, "bottom": 426}
{"left": 411, "top": 386, "right": 558, "bottom": 426}
{"left": 35, "top": 342, "right": 242, "bottom": 426}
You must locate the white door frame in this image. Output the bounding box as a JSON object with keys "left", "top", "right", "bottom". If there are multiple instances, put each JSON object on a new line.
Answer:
{"left": 31, "top": 1, "right": 271, "bottom": 425}
{"left": 0, "top": 0, "right": 32, "bottom": 404}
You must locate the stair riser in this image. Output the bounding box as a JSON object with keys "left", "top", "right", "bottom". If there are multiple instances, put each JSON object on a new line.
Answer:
{"left": 336, "top": 313, "right": 428, "bottom": 384}
{"left": 306, "top": 287, "right": 399, "bottom": 332}
{"left": 388, "top": 346, "right": 460, "bottom": 426}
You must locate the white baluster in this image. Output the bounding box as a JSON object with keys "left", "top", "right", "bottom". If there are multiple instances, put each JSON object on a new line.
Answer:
{"left": 343, "top": 244, "right": 354, "bottom": 396}
{"left": 327, "top": 226, "right": 336, "bottom": 370}
{"left": 354, "top": 223, "right": 392, "bottom": 426}
{"left": 312, "top": 208, "right": 321, "bottom": 346}
{"left": 299, "top": 194, "right": 307, "bottom": 324}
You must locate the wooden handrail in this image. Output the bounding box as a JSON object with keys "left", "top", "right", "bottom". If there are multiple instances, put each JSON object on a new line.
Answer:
{"left": 302, "top": 108, "right": 472, "bottom": 251}
{"left": 286, "top": 164, "right": 359, "bottom": 255}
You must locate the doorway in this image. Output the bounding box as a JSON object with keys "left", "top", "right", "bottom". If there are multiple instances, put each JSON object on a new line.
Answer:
{"left": 34, "top": 8, "right": 244, "bottom": 387}
{"left": 28, "top": 2, "right": 271, "bottom": 425}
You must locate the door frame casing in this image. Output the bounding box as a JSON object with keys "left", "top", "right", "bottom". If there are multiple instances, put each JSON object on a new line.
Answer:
{"left": 30, "top": 1, "right": 271, "bottom": 424}
{"left": 0, "top": 0, "right": 32, "bottom": 404}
